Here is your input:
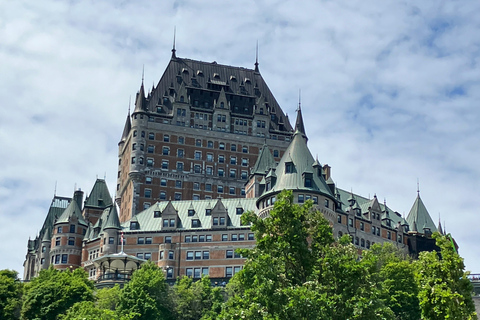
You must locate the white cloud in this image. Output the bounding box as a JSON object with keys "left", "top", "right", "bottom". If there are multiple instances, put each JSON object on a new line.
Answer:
{"left": 0, "top": 0, "right": 479, "bottom": 274}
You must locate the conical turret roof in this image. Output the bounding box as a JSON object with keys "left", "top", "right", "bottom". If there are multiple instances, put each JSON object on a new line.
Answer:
{"left": 84, "top": 179, "right": 113, "bottom": 209}
{"left": 120, "top": 112, "right": 131, "bottom": 144}
{"left": 251, "top": 144, "right": 276, "bottom": 175}
{"left": 103, "top": 205, "right": 122, "bottom": 230}
{"left": 294, "top": 105, "right": 306, "bottom": 139}
{"left": 406, "top": 193, "right": 437, "bottom": 233}
{"left": 260, "top": 131, "right": 335, "bottom": 200}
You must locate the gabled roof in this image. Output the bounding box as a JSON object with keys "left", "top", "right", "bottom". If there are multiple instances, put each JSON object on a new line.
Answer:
{"left": 121, "top": 198, "right": 257, "bottom": 232}
{"left": 251, "top": 144, "right": 276, "bottom": 175}
{"left": 406, "top": 194, "right": 437, "bottom": 233}
{"left": 56, "top": 198, "right": 88, "bottom": 226}
{"left": 84, "top": 179, "right": 113, "bottom": 209}
{"left": 37, "top": 196, "right": 71, "bottom": 245}
{"left": 260, "top": 131, "right": 335, "bottom": 200}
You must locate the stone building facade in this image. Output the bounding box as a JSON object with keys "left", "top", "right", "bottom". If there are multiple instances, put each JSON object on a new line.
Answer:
{"left": 24, "top": 48, "right": 442, "bottom": 283}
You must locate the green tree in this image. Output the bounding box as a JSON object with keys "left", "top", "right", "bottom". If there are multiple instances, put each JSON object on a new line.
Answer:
{"left": 416, "top": 233, "right": 477, "bottom": 320}
{"left": 218, "top": 190, "right": 394, "bottom": 319}
{"left": 365, "top": 243, "right": 420, "bottom": 320}
{"left": 0, "top": 269, "right": 23, "bottom": 320}
{"left": 59, "top": 300, "right": 137, "bottom": 320}
{"left": 171, "top": 276, "right": 223, "bottom": 320}
{"left": 95, "top": 284, "right": 122, "bottom": 311}
{"left": 117, "top": 261, "right": 174, "bottom": 320}
{"left": 21, "top": 267, "right": 94, "bottom": 320}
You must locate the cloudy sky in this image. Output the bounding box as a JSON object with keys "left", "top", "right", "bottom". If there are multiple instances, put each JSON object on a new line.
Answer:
{"left": 1, "top": 0, "right": 479, "bottom": 275}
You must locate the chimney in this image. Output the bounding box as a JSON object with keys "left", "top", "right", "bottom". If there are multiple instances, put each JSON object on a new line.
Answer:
{"left": 73, "top": 189, "right": 84, "bottom": 210}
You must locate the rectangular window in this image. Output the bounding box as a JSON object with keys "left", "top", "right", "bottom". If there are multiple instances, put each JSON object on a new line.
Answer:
{"left": 137, "top": 253, "right": 144, "bottom": 259}
{"left": 222, "top": 234, "right": 228, "bottom": 241}
{"left": 203, "top": 251, "right": 210, "bottom": 260}
{"left": 205, "top": 184, "right": 212, "bottom": 192}
{"left": 349, "top": 218, "right": 354, "bottom": 227}
{"left": 145, "top": 189, "right": 152, "bottom": 198}
{"left": 192, "top": 235, "right": 198, "bottom": 242}
{"left": 185, "top": 236, "right": 191, "bottom": 242}
{"left": 177, "top": 149, "right": 184, "bottom": 158}
{"left": 170, "top": 219, "right": 175, "bottom": 227}
{"left": 213, "top": 217, "right": 219, "bottom": 226}
{"left": 145, "top": 237, "right": 152, "bottom": 244}
{"left": 149, "top": 132, "right": 155, "bottom": 140}
{"left": 298, "top": 194, "right": 304, "bottom": 203}
{"left": 163, "top": 147, "right": 169, "bottom": 155}
{"left": 199, "top": 235, "right": 205, "bottom": 242}
{"left": 57, "top": 226, "right": 62, "bottom": 234}
{"left": 168, "top": 251, "right": 174, "bottom": 259}
{"left": 61, "top": 254, "right": 68, "bottom": 264}
{"left": 220, "top": 217, "right": 226, "bottom": 225}
{"left": 68, "top": 237, "right": 75, "bottom": 246}
{"left": 162, "top": 160, "right": 169, "bottom": 169}
{"left": 160, "top": 251, "right": 164, "bottom": 259}
{"left": 144, "top": 252, "right": 152, "bottom": 260}
{"left": 55, "top": 237, "right": 60, "bottom": 246}
{"left": 163, "top": 134, "right": 169, "bottom": 142}
{"left": 165, "top": 236, "right": 172, "bottom": 243}
{"left": 178, "top": 136, "right": 184, "bottom": 144}
{"left": 147, "top": 145, "right": 154, "bottom": 153}
{"left": 194, "top": 268, "right": 201, "bottom": 279}
{"left": 195, "top": 251, "right": 202, "bottom": 260}
{"left": 248, "top": 233, "right": 254, "bottom": 240}
{"left": 137, "top": 237, "right": 145, "bottom": 244}
{"left": 230, "top": 157, "right": 237, "bottom": 165}
{"left": 231, "top": 234, "right": 238, "bottom": 241}
{"left": 206, "top": 235, "right": 212, "bottom": 242}
{"left": 195, "top": 151, "right": 202, "bottom": 160}
{"left": 160, "top": 191, "right": 166, "bottom": 200}
{"left": 176, "top": 162, "right": 184, "bottom": 171}
{"left": 218, "top": 168, "right": 224, "bottom": 177}
{"left": 229, "top": 187, "right": 235, "bottom": 195}
{"left": 229, "top": 169, "right": 236, "bottom": 178}
{"left": 187, "top": 251, "right": 194, "bottom": 260}
{"left": 239, "top": 234, "right": 245, "bottom": 241}
{"left": 360, "top": 222, "right": 364, "bottom": 231}
{"left": 146, "top": 177, "right": 152, "bottom": 184}
{"left": 226, "top": 267, "right": 233, "bottom": 277}
{"left": 337, "top": 215, "right": 342, "bottom": 223}
{"left": 202, "top": 267, "right": 209, "bottom": 276}
{"left": 161, "top": 179, "right": 167, "bottom": 186}
{"left": 192, "top": 219, "right": 200, "bottom": 228}
{"left": 167, "top": 268, "right": 174, "bottom": 279}
{"left": 175, "top": 193, "right": 181, "bottom": 201}
{"left": 108, "top": 237, "right": 114, "bottom": 244}
{"left": 226, "top": 250, "right": 233, "bottom": 258}
{"left": 206, "top": 166, "right": 213, "bottom": 175}
{"left": 186, "top": 268, "right": 193, "bottom": 277}
{"left": 55, "top": 254, "right": 60, "bottom": 264}
{"left": 163, "top": 219, "right": 169, "bottom": 228}
{"left": 69, "top": 224, "right": 75, "bottom": 233}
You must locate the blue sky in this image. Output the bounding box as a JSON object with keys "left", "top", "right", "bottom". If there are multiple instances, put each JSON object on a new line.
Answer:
{"left": 1, "top": 0, "right": 479, "bottom": 274}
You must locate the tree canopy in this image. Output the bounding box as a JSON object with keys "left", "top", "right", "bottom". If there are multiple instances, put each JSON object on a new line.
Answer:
{"left": 0, "top": 269, "right": 23, "bottom": 320}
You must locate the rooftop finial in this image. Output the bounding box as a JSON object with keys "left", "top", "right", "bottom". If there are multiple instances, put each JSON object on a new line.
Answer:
{"left": 172, "top": 26, "right": 177, "bottom": 58}
{"left": 54, "top": 180, "right": 57, "bottom": 196}
{"left": 142, "top": 65, "right": 145, "bottom": 85}
{"left": 128, "top": 96, "right": 131, "bottom": 114}
{"left": 298, "top": 89, "right": 301, "bottom": 111}
{"left": 254, "top": 40, "right": 259, "bottom": 72}
{"left": 417, "top": 178, "right": 420, "bottom": 195}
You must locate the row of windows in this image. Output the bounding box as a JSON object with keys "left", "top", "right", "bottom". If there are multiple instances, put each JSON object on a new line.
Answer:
{"left": 226, "top": 266, "right": 242, "bottom": 277}
{"left": 222, "top": 233, "right": 254, "bottom": 241}
{"left": 145, "top": 186, "right": 244, "bottom": 203}
{"left": 185, "top": 235, "right": 212, "bottom": 242}
{"left": 51, "top": 254, "right": 68, "bottom": 264}
{"left": 54, "top": 236, "right": 77, "bottom": 246}
{"left": 341, "top": 217, "right": 399, "bottom": 241}
{"left": 186, "top": 267, "right": 209, "bottom": 278}
{"left": 56, "top": 225, "right": 80, "bottom": 234}
{"left": 186, "top": 251, "right": 210, "bottom": 260}
{"left": 136, "top": 252, "right": 152, "bottom": 260}
{"left": 226, "top": 250, "right": 242, "bottom": 259}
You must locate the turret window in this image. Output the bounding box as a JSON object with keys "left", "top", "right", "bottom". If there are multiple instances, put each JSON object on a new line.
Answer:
{"left": 68, "top": 237, "right": 75, "bottom": 246}
{"left": 285, "top": 162, "right": 293, "bottom": 173}
{"left": 61, "top": 254, "right": 68, "bottom": 264}
{"left": 298, "top": 194, "right": 304, "bottom": 203}
{"left": 55, "top": 237, "right": 60, "bottom": 246}
{"left": 109, "top": 237, "right": 114, "bottom": 244}
{"left": 42, "top": 246, "right": 46, "bottom": 253}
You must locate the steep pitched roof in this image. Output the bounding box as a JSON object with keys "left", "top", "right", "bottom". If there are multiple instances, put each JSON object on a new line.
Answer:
{"left": 37, "top": 196, "right": 71, "bottom": 243}
{"left": 103, "top": 205, "right": 121, "bottom": 230}
{"left": 294, "top": 106, "right": 306, "bottom": 138}
{"left": 251, "top": 144, "right": 276, "bottom": 175}
{"left": 120, "top": 112, "right": 131, "bottom": 143}
{"left": 142, "top": 55, "right": 293, "bottom": 134}
{"left": 56, "top": 198, "right": 88, "bottom": 226}
{"left": 84, "top": 179, "right": 113, "bottom": 209}
{"left": 260, "top": 131, "right": 335, "bottom": 199}
{"left": 406, "top": 194, "right": 437, "bottom": 233}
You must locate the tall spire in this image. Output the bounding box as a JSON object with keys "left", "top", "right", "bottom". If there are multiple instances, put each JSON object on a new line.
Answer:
{"left": 294, "top": 90, "right": 307, "bottom": 139}
{"left": 171, "top": 26, "right": 177, "bottom": 58}
{"left": 254, "top": 41, "right": 259, "bottom": 73}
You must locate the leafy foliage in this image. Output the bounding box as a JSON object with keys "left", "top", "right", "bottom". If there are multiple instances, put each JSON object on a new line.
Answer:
{"left": 416, "top": 234, "right": 477, "bottom": 320}
{"left": 117, "top": 261, "right": 174, "bottom": 320}
{"left": 21, "top": 267, "right": 94, "bottom": 320}
{"left": 0, "top": 269, "right": 23, "bottom": 320}
{"left": 171, "top": 276, "right": 223, "bottom": 320}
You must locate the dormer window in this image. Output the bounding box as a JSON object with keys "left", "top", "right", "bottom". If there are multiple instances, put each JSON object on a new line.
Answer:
{"left": 213, "top": 73, "right": 220, "bottom": 79}
{"left": 188, "top": 209, "right": 195, "bottom": 217}
{"left": 154, "top": 211, "right": 161, "bottom": 218}
{"left": 285, "top": 162, "right": 294, "bottom": 174}
{"left": 192, "top": 219, "right": 201, "bottom": 228}
{"left": 205, "top": 209, "right": 211, "bottom": 216}
{"left": 303, "top": 172, "right": 313, "bottom": 188}
{"left": 236, "top": 208, "right": 243, "bottom": 215}
{"left": 356, "top": 208, "right": 361, "bottom": 216}
{"left": 130, "top": 221, "right": 139, "bottom": 230}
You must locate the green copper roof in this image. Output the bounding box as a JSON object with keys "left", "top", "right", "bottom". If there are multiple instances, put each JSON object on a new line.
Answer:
{"left": 260, "top": 131, "right": 335, "bottom": 200}
{"left": 121, "top": 198, "right": 257, "bottom": 232}
{"left": 84, "top": 179, "right": 113, "bottom": 209}
{"left": 56, "top": 198, "right": 88, "bottom": 226}
{"left": 406, "top": 194, "right": 437, "bottom": 233}
{"left": 103, "top": 205, "right": 121, "bottom": 230}
{"left": 251, "top": 144, "right": 276, "bottom": 175}
{"left": 38, "top": 196, "right": 71, "bottom": 243}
